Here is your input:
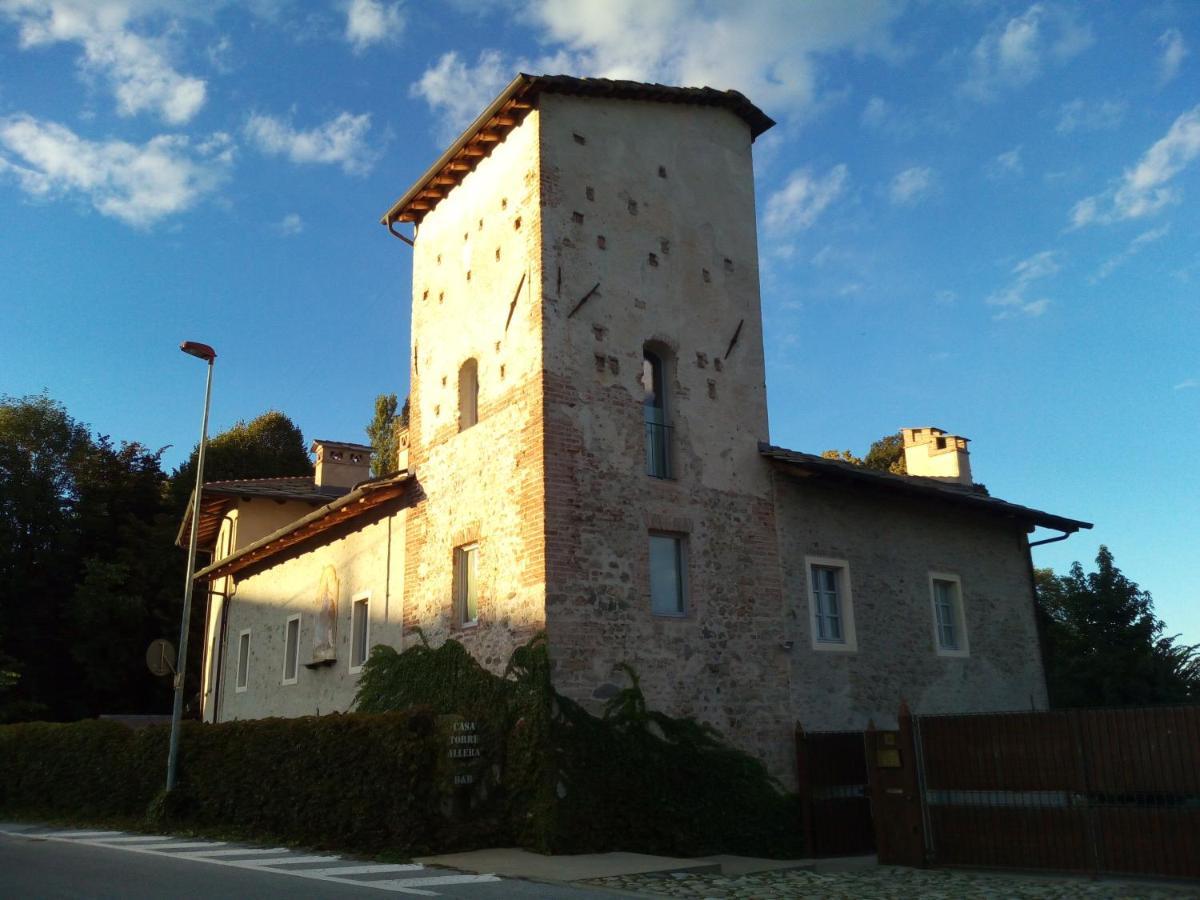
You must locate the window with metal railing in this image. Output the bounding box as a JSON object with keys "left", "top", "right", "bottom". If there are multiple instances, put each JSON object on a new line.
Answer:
{"left": 642, "top": 348, "right": 672, "bottom": 478}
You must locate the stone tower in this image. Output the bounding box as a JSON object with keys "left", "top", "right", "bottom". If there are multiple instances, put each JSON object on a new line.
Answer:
{"left": 383, "top": 75, "right": 792, "bottom": 775}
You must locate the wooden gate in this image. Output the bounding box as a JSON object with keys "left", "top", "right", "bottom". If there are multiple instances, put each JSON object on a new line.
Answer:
{"left": 795, "top": 725, "right": 874, "bottom": 856}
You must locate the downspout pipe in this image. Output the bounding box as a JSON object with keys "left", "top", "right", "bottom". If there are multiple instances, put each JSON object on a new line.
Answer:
{"left": 1029, "top": 529, "right": 1075, "bottom": 548}
{"left": 387, "top": 219, "right": 415, "bottom": 247}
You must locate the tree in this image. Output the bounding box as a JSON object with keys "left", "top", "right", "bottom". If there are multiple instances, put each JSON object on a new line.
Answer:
{"left": 365, "top": 393, "right": 410, "bottom": 477}
{"left": 1036, "top": 546, "right": 1199, "bottom": 708}
{"left": 167, "top": 410, "right": 311, "bottom": 511}
{"left": 822, "top": 432, "right": 907, "bottom": 474}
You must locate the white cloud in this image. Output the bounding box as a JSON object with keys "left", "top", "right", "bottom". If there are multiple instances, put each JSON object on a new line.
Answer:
{"left": 1070, "top": 104, "right": 1200, "bottom": 227}
{"left": 763, "top": 164, "right": 848, "bottom": 235}
{"left": 410, "top": 50, "right": 510, "bottom": 143}
{"left": 986, "top": 249, "right": 1060, "bottom": 319}
{"left": 0, "top": 113, "right": 228, "bottom": 227}
{"left": 1056, "top": 98, "right": 1126, "bottom": 135}
{"left": 344, "top": 0, "right": 404, "bottom": 53}
{"left": 245, "top": 111, "right": 376, "bottom": 175}
{"left": 986, "top": 146, "right": 1024, "bottom": 179}
{"left": 962, "top": 4, "right": 1093, "bottom": 101}
{"left": 411, "top": 1, "right": 904, "bottom": 129}
{"left": 277, "top": 212, "right": 303, "bottom": 235}
{"left": 1158, "top": 28, "right": 1187, "bottom": 86}
{"left": 0, "top": 0, "right": 207, "bottom": 124}
{"left": 1174, "top": 378, "right": 1197, "bottom": 391}
{"left": 889, "top": 165, "right": 936, "bottom": 206}
{"left": 1094, "top": 224, "right": 1170, "bottom": 280}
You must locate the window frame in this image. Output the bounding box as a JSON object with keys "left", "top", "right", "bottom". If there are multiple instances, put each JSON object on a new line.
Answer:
{"left": 803, "top": 556, "right": 858, "bottom": 652}
{"left": 349, "top": 591, "right": 370, "bottom": 674}
{"left": 235, "top": 628, "right": 251, "bottom": 693}
{"left": 929, "top": 572, "right": 969, "bottom": 658}
{"left": 458, "top": 358, "right": 479, "bottom": 432}
{"left": 281, "top": 614, "right": 300, "bottom": 685}
{"left": 454, "top": 543, "right": 480, "bottom": 628}
{"left": 642, "top": 347, "right": 673, "bottom": 479}
{"left": 648, "top": 531, "right": 688, "bottom": 618}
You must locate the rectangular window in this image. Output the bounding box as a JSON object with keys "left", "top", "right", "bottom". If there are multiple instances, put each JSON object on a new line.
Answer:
{"left": 236, "top": 629, "right": 251, "bottom": 692}
{"left": 804, "top": 557, "right": 857, "bottom": 652}
{"left": 282, "top": 615, "right": 300, "bottom": 685}
{"left": 455, "top": 544, "right": 479, "bottom": 626}
{"left": 811, "top": 566, "right": 843, "bottom": 642}
{"left": 929, "top": 573, "right": 969, "bottom": 657}
{"left": 649, "top": 533, "right": 686, "bottom": 616}
{"left": 350, "top": 594, "right": 370, "bottom": 672}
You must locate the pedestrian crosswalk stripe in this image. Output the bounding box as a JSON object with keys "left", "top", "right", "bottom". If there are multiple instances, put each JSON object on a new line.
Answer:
{"left": 178, "top": 847, "right": 291, "bottom": 858}
{"left": 293, "top": 864, "right": 424, "bottom": 876}
{"left": 368, "top": 875, "right": 501, "bottom": 888}
{"left": 233, "top": 855, "right": 336, "bottom": 866}
{"left": 41, "top": 830, "right": 122, "bottom": 838}
{"left": 92, "top": 835, "right": 173, "bottom": 843}
{"left": 137, "top": 841, "right": 226, "bottom": 851}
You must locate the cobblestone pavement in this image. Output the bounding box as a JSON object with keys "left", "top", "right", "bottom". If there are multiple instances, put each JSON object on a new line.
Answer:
{"left": 583, "top": 865, "right": 1200, "bottom": 898}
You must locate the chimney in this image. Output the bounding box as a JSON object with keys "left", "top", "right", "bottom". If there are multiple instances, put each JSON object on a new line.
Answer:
{"left": 311, "top": 439, "right": 372, "bottom": 489}
{"left": 901, "top": 427, "right": 972, "bottom": 485}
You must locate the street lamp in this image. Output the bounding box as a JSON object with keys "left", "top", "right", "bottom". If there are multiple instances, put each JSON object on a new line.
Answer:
{"left": 167, "top": 340, "right": 216, "bottom": 792}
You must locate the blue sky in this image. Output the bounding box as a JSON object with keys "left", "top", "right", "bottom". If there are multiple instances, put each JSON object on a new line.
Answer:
{"left": 1, "top": 1, "right": 1196, "bottom": 643}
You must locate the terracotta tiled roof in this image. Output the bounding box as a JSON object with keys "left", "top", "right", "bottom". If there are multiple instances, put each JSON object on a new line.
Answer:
{"left": 381, "top": 73, "right": 775, "bottom": 228}
{"left": 759, "top": 442, "right": 1092, "bottom": 534}
{"left": 176, "top": 477, "right": 351, "bottom": 551}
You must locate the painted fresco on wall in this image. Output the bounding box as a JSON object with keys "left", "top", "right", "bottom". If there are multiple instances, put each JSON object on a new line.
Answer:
{"left": 313, "top": 564, "right": 339, "bottom": 663}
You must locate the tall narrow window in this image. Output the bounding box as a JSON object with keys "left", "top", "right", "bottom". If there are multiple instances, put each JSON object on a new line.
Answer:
{"left": 804, "top": 557, "right": 857, "bottom": 651}
{"left": 642, "top": 348, "right": 671, "bottom": 477}
{"left": 649, "top": 533, "right": 686, "bottom": 616}
{"left": 350, "top": 594, "right": 369, "bottom": 672}
{"left": 811, "top": 566, "right": 843, "bottom": 642}
{"left": 929, "top": 573, "right": 968, "bottom": 656}
{"left": 282, "top": 615, "right": 300, "bottom": 685}
{"left": 455, "top": 544, "right": 479, "bottom": 626}
{"left": 236, "top": 629, "right": 251, "bottom": 692}
{"left": 459, "top": 358, "right": 479, "bottom": 431}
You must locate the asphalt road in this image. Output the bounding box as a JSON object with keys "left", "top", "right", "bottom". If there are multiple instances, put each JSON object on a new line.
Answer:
{"left": 0, "top": 827, "right": 616, "bottom": 899}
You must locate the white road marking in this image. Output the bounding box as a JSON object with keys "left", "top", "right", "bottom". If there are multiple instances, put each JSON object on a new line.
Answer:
{"left": 41, "top": 830, "right": 122, "bottom": 838}
{"left": 91, "top": 835, "right": 173, "bottom": 843}
{"left": 231, "top": 855, "right": 337, "bottom": 866}
{"left": 370, "top": 875, "right": 501, "bottom": 888}
{"left": 295, "top": 864, "right": 425, "bottom": 876}
{"left": 136, "top": 841, "right": 226, "bottom": 851}
{"left": 0, "top": 830, "right": 515, "bottom": 895}
{"left": 178, "top": 847, "right": 291, "bottom": 858}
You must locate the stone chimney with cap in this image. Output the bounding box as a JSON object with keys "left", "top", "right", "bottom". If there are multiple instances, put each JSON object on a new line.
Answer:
{"left": 311, "top": 439, "right": 372, "bottom": 489}
{"left": 901, "top": 427, "right": 972, "bottom": 485}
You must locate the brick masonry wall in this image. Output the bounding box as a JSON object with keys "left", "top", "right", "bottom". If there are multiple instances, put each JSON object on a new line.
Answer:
{"left": 535, "top": 94, "right": 795, "bottom": 784}
{"left": 773, "top": 471, "right": 1050, "bottom": 732}
{"left": 402, "top": 111, "right": 548, "bottom": 672}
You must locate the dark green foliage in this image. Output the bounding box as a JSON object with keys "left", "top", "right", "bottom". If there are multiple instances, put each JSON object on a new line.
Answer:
{"left": 1037, "top": 546, "right": 1199, "bottom": 707}
{"left": 167, "top": 410, "right": 311, "bottom": 511}
{"left": 821, "top": 431, "right": 907, "bottom": 474}
{"left": 365, "top": 394, "right": 409, "bottom": 477}
{"left": 357, "top": 634, "right": 802, "bottom": 857}
{"left": 0, "top": 711, "right": 444, "bottom": 855}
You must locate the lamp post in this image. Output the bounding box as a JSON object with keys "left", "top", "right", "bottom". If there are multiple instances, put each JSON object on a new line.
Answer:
{"left": 167, "top": 340, "right": 217, "bottom": 792}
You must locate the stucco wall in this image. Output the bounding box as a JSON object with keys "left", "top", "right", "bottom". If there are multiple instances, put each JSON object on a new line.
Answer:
{"left": 216, "top": 505, "right": 405, "bottom": 721}
{"left": 773, "top": 472, "right": 1049, "bottom": 732}
{"left": 402, "top": 109, "right": 547, "bottom": 670}
{"left": 535, "top": 94, "right": 794, "bottom": 783}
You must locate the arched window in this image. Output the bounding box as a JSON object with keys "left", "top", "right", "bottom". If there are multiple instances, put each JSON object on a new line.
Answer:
{"left": 458, "top": 358, "right": 479, "bottom": 431}
{"left": 642, "top": 347, "right": 671, "bottom": 478}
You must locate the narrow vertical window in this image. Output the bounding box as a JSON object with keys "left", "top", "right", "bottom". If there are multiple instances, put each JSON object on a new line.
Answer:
{"left": 236, "top": 629, "right": 251, "bottom": 692}
{"left": 811, "top": 566, "right": 843, "bottom": 642}
{"left": 643, "top": 348, "right": 671, "bottom": 477}
{"left": 459, "top": 358, "right": 479, "bottom": 431}
{"left": 350, "top": 594, "right": 369, "bottom": 672}
{"left": 455, "top": 544, "right": 479, "bottom": 626}
{"left": 649, "top": 533, "right": 686, "bottom": 616}
{"left": 929, "top": 574, "right": 968, "bottom": 656}
{"left": 282, "top": 615, "right": 300, "bottom": 685}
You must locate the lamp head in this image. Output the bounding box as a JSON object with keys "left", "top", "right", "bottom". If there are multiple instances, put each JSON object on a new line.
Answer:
{"left": 180, "top": 341, "right": 216, "bottom": 362}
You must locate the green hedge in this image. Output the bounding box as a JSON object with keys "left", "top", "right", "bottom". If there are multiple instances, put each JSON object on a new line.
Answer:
{"left": 0, "top": 710, "right": 448, "bottom": 855}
